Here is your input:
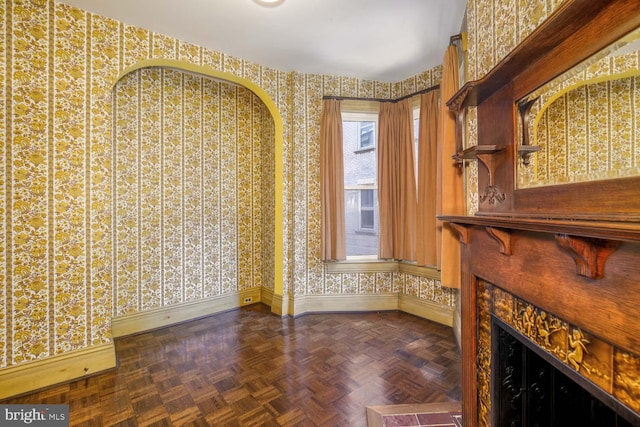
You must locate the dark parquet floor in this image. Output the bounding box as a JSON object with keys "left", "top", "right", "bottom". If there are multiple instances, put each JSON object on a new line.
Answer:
{"left": 3, "top": 304, "right": 461, "bottom": 426}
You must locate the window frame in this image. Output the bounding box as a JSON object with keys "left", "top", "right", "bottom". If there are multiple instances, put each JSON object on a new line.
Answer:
{"left": 330, "top": 100, "right": 440, "bottom": 277}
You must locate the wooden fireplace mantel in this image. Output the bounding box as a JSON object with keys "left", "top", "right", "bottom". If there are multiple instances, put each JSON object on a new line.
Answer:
{"left": 440, "top": 0, "right": 640, "bottom": 425}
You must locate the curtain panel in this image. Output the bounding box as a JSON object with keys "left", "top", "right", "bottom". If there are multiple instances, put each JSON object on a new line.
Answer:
{"left": 378, "top": 99, "right": 417, "bottom": 261}
{"left": 320, "top": 99, "right": 346, "bottom": 261}
{"left": 437, "top": 45, "right": 464, "bottom": 288}
{"left": 416, "top": 90, "right": 440, "bottom": 267}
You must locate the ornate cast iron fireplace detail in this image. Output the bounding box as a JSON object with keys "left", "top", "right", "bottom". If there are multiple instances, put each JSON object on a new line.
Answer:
{"left": 476, "top": 279, "right": 640, "bottom": 426}
{"left": 492, "top": 317, "right": 637, "bottom": 427}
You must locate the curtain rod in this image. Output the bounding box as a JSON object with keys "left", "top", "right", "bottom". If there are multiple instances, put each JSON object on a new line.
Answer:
{"left": 449, "top": 33, "right": 463, "bottom": 46}
{"left": 322, "top": 84, "right": 440, "bottom": 103}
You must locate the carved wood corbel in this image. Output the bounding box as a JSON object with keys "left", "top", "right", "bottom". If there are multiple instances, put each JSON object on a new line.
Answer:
{"left": 449, "top": 223, "right": 472, "bottom": 245}
{"left": 450, "top": 145, "right": 507, "bottom": 205}
{"left": 486, "top": 226, "right": 512, "bottom": 255}
{"left": 555, "top": 234, "right": 621, "bottom": 280}
{"left": 447, "top": 86, "right": 473, "bottom": 166}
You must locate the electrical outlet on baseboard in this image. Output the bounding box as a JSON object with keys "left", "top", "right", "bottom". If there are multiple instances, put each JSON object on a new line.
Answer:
{"left": 243, "top": 297, "right": 252, "bottom": 304}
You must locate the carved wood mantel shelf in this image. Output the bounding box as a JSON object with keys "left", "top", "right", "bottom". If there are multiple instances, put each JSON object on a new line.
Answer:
{"left": 439, "top": 215, "right": 636, "bottom": 281}
{"left": 439, "top": 215, "right": 640, "bottom": 243}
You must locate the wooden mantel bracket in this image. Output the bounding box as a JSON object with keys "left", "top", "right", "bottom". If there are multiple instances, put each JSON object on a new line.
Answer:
{"left": 449, "top": 222, "right": 472, "bottom": 245}
{"left": 450, "top": 145, "right": 506, "bottom": 205}
{"left": 446, "top": 85, "right": 474, "bottom": 160}
{"left": 485, "top": 226, "right": 512, "bottom": 255}
{"left": 555, "top": 234, "right": 621, "bottom": 280}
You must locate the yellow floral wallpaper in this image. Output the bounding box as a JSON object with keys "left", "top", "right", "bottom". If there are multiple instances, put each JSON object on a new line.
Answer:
{"left": 465, "top": 0, "right": 565, "bottom": 83}
{"left": 0, "top": 0, "right": 452, "bottom": 371}
{"left": 113, "top": 68, "right": 275, "bottom": 315}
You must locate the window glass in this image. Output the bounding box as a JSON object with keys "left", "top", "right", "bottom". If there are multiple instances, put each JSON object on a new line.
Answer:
{"left": 359, "top": 121, "right": 375, "bottom": 149}
{"left": 343, "top": 112, "right": 379, "bottom": 258}
{"left": 360, "top": 189, "right": 375, "bottom": 229}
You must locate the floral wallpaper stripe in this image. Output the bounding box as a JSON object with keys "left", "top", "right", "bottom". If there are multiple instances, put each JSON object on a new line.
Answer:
{"left": 0, "top": 0, "right": 7, "bottom": 369}
{"left": 113, "top": 68, "right": 275, "bottom": 317}
{"left": 11, "top": 0, "right": 53, "bottom": 363}
{"left": 88, "top": 11, "right": 116, "bottom": 347}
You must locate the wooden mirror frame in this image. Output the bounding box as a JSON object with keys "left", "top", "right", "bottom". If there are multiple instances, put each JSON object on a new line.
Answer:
{"left": 447, "top": 0, "right": 640, "bottom": 224}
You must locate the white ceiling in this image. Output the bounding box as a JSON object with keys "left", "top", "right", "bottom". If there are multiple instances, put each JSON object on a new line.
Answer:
{"left": 58, "top": 0, "right": 467, "bottom": 82}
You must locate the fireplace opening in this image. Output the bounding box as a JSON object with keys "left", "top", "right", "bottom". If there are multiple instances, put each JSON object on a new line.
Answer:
{"left": 491, "top": 316, "right": 639, "bottom": 427}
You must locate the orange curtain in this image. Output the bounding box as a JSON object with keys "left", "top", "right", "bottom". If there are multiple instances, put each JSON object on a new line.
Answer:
{"left": 378, "top": 102, "right": 397, "bottom": 259}
{"left": 436, "top": 45, "right": 464, "bottom": 288}
{"left": 416, "top": 90, "right": 440, "bottom": 266}
{"left": 378, "top": 100, "right": 417, "bottom": 260}
{"left": 320, "top": 99, "right": 346, "bottom": 261}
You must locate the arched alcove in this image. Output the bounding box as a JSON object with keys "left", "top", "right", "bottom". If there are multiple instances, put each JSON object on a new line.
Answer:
{"left": 111, "top": 60, "right": 284, "bottom": 316}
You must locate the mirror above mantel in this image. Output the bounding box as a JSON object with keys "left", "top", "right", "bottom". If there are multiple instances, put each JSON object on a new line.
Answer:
{"left": 517, "top": 26, "right": 640, "bottom": 189}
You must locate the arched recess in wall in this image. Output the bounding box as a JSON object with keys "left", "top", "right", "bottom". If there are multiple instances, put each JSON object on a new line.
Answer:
{"left": 111, "top": 59, "right": 284, "bottom": 307}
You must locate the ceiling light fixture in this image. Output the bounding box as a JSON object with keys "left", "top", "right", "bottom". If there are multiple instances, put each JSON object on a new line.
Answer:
{"left": 253, "top": 0, "right": 285, "bottom": 7}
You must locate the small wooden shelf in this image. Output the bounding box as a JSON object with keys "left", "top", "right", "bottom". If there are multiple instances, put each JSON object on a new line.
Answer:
{"left": 453, "top": 145, "right": 504, "bottom": 163}
{"left": 517, "top": 145, "right": 541, "bottom": 155}
{"left": 453, "top": 145, "right": 507, "bottom": 205}
{"left": 517, "top": 145, "right": 541, "bottom": 165}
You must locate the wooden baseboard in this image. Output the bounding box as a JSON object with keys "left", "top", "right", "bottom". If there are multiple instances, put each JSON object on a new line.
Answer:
{"left": 291, "top": 293, "right": 399, "bottom": 316}
{"left": 399, "top": 294, "right": 455, "bottom": 327}
{"left": 250, "top": 289, "right": 455, "bottom": 327}
{"left": 111, "top": 287, "right": 262, "bottom": 337}
{"left": 261, "top": 287, "right": 274, "bottom": 307}
{"left": 289, "top": 293, "right": 454, "bottom": 326}
{"left": 260, "top": 287, "right": 291, "bottom": 317}
{"left": 0, "top": 343, "right": 116, "bottom": 401}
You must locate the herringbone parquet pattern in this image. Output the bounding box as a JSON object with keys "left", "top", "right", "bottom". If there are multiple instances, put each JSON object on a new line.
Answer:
{"left": 3, "top": 305, "right": 461, "bottom": 426}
